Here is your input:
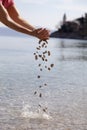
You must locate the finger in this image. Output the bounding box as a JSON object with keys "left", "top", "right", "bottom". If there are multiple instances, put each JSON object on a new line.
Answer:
{"left": 37, "top": 28, "right": 49, "bottom": 34}
{"left": 38, "top": 31, "right": 49, "bottom": 37}
{"left": 39, "top": 33, "right": 49, "bottom": 38}
{"left": 37, "top": 28, "right": 43, "bottom": 33}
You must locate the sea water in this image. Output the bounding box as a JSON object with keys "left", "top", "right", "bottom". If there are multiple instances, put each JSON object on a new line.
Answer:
{"left": 0, "top": 36, "right": 87, "bottom": 130}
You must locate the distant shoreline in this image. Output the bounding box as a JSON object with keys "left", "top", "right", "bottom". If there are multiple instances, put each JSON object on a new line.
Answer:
{"left": 50, "top": 31, "right": 87, "bottom": 40}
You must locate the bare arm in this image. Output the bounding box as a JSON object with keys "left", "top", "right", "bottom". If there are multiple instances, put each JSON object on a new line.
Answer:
{"left": 0, "top": 3, "right": 49, "bottom": 40}
{"left": 7, "top": 4, "right": 35, "bottom": 31}
{"left": 0, "top": 3, "right": 33, "bottom": 35}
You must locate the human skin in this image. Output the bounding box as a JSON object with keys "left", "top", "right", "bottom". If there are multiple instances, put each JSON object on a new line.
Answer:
{"left": 0, "top": 2, "right": 49, "bottom": 41}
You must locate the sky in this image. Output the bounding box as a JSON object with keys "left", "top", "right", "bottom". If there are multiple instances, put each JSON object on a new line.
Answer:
{"left": 0, "top": 0, "right": 87, "bottom": 30}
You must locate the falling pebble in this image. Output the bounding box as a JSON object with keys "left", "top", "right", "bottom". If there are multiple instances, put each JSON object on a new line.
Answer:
{"left": 39, "top": 55, "right": 42, "bottom": 58}
{"left": 48, "top": 67, "right": 51, "bottom": 71}
{"left": 42, "top": 57, "right": 44, "bottom": 61}
{"left": 45, "top": 59, "right": 48, "bottom": 62}
{"left": 43, "top": 51, "right": 47, "bottom": 54}
{"left": 50, "top": 64, "right": 54, "bottom": 68}
{"left": 43, "top": 107, "right": 47, "bottom": 112}
{"left": 42, "top": 43, "right": 46, "bottom": 48}
{"left": 43, "top": 109, "right": 46, "bottom": 112}
{"left": 48, "top": 51, "right": 51, "bottom": 56}
{"left": 43, "top": 55, "right": 45, "bottom": 58}
{"left": 44, "top": 83, "right": 47, "bottom": 86}
{"left": 39, "top": 85, "right": 42, "bottom": 88}
{"left": 39, "top": 40, "right": 42, "bottom": 44}
{"left": 38, "top": 104, "right": 41, "bottom": 107}
{"left": 34, "top": 91, "right": 37, "bottom": 95}
{"left": 40, "top": 68, "right": 42, "bottom": 71}
{"left": 45, "top": 40, "right": 48, "bottom": 44}
{"left": 45, "top": 66, "right": 47, "bottom": 68}
{"left": 35, "top": 55, "right": 38, "bottom": 60}
{"left": 38, "top": 64, "right": 41, "bottom": 67}
{"left": 36, "top": 47, "right": 40, "bottom": 50}
{"left": 37, "top": 75, "right": 40, "bottom": 78}
{"left": 39, "top": 93, "right": 42, "bottom": 98}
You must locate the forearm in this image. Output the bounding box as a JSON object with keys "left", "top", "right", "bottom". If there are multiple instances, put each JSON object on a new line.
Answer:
{"left": 0, "top": 4, "right": 33, "bottom": 36}
{"left": 0, "top": 4, "right": 49, "bottom": 41}
{"left": 12, "top": 16, "right": 36, "bottom": 31}
{"left": 1, "top": 17, "right": 33, "bottom": 36}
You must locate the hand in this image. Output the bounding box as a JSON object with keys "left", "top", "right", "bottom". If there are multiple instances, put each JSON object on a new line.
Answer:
{"left": 31, "top": 28, "right": 50, "bottom": 40}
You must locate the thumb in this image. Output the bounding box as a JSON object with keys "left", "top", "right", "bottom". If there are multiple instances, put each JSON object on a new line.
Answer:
{"left": 36, "top": 28, "right": 43, "bottom": 33}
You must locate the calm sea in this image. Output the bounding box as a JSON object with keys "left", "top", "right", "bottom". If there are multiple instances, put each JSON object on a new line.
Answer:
{"left": 0, "top": 36, "right": 87, "bottom": 130}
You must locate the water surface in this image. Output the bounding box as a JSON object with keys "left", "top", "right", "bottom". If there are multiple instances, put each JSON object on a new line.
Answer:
{"left": 0, "top": 36, "right": 87, "bottom": 130}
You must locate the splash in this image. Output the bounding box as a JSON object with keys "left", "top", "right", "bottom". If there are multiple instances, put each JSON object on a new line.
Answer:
{"left": 21, "top": 105, "right": 52, "bottom": 120}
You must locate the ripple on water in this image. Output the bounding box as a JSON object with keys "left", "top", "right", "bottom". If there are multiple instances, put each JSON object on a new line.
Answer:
{"left": 21, "top": 104, "right": 52, "bottom": 120}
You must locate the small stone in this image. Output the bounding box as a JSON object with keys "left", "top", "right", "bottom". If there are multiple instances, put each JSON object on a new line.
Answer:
{"left": 43, "top": 107, "right": 47, "bottom": 112}
{"left": 45, "top": 59, "right": 48, "bottom": 62}
{"left": 35, "top": 55, "right": 38, "bottom": 60}
{"left": 43, "top": 55, "right": 45, "bottom": 58}
{"left": 42, "top": 43, "right": 46, "bottom": 48}
{"left": 37, "top": 75, "right": 40, "bottom": 78}
{"left": 38, "top": 64, "right": 41, "bottom": 67}
{"left": 45, "top": 66, "right": 47, "bottom": 68}
{"left": 42, "top": 57, "right": 44, "bottom": 61}
{"left": 34, "top": 91, "right": 37, "bottom": 95}
{"left": 40, "top": 68, "right": 42, "bottom": 71}
{"left": 48, "top": 67, "right": 51, "bottom": 71}
{"left": 39, "top": 93, "right": 42, "bottom": 98}
{"left": 39, "top": 55, "right": 42, "bottom": 58}
{"left": 39, "top": 40, "right": 42, "bottom": 44}
{"left": 45, "top": 40, "right": 48, "bottom": 44}
{"left": 44, "top": 83, "right": 47, "bottom": 86}
{"left": 43, "top": 51, "right": 47, "bottom": 54}
{"left": 43, "top": 109, "right": 46, "bottom": 112}
{"left": 48, "top": 51, "right": 51, "bottom": 56}
{"left": 36, "top": 47, "right": 40, "bottom": 50}
{"left": 38, "top": 104, "right": 41, "bottom": 107}
{"left": 39, "top": 85, "right": 42, "bottom": 88}
{"left": 50, "top": 64, "right": 54, "bottom": 68}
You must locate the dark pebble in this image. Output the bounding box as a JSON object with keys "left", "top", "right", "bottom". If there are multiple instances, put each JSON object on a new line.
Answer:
{"left": 44, "top": 83, "right": 47, "bottom": 86}
{"left": 48, "top": 51, "right": 51, "bottom": 56}
{"left": 42, "top": 57, "right": 44, "bottom": 61}
{"left": 37, "top": 75, "right": 40, "bottom": 78}
{"left": 38, "top": 64, "right": 41, "bottom": 67}
{"left": 48, "top": 67, "right": 51, "bottom": 71}
{"left": 40, "top": 68, "right": 42, "bottom": 71}
{"left": 34, "top": 91, "right": 37, "bottom": 95}
{"left": 38, "top": 104, "right": 41, "bottom": 107}
{"left": 36, "top": 47, "right": 40, "bottom": 50}
{"left": 35, "top": 55, "right": 38, "bottom": 60}
{"left": 45, "top": 66, "right": 47, "bottom": 68}
{"left": 39, "top": 85, "right": 42, "bottom": 88}
{"left": 50, "top": 64, "right": 54, "bottom": 68}
{"left": 39, "top": 93, "right": 42, "bottom": 98}
{"left": 45, "top": 59, "right": 48, "bottom": 62}
{"left": 39, "top": 55, "right": 42, "bottom": 58}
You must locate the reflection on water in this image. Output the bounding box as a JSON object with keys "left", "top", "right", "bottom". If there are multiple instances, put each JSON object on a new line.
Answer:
{"left": 0, "top": 37, "right": 87, "bottom": 130}
{"left": 54, "top": 39, "right": 87, "bottom": 61}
